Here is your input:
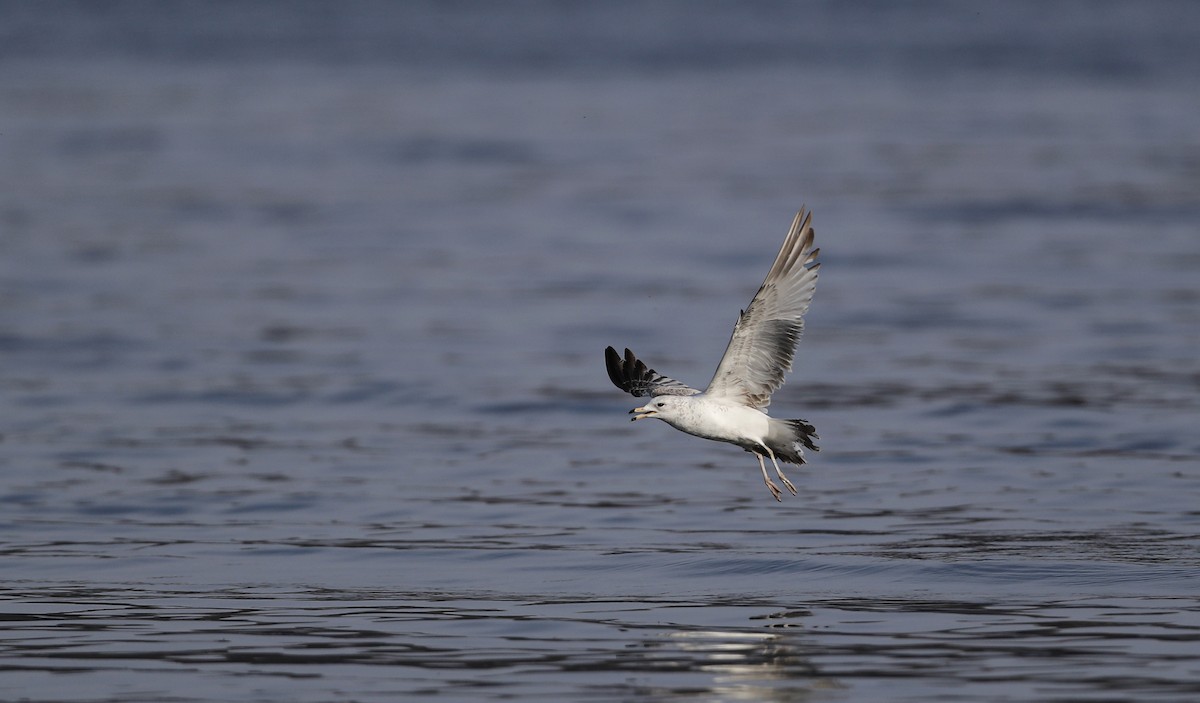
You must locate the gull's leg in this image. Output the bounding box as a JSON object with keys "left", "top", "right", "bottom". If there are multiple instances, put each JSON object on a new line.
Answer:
{"left": 760, "top": 444, "right": 798, "bottom": 496}
{"left": 756, "top": 453, "right": 783, "bottom": 502}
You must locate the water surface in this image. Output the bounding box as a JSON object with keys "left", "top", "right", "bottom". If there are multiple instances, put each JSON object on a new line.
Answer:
{"left": 2, "top": 3, "right": 1199, "bottom": 701}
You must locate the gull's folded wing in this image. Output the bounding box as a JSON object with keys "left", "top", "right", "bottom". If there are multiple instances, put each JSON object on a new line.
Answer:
{"left": 605, "top": 346, "right": 700, "bottom": 398}
{"left": 704, "top": 208, "right": 820, "bottom": 409}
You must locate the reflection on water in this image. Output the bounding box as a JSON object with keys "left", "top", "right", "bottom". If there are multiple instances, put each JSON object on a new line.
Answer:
{"left": 671, "top": 629, "right": 839, "bottom": 701}
{"left": 3, "top": 1, "right": 1200, "bottom": 701}
{"left": 2, "top": 585, "right": 1198, "bottom": 702}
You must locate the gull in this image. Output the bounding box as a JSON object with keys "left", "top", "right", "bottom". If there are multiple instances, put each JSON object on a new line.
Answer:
{"left": 605, "top": 208, "right": 821, "bottom": 501}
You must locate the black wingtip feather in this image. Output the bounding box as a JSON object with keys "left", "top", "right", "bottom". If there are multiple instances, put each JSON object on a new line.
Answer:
{"left": 604, "top": 346, "right": 625, "bottom": 390}
{"left": 604, "top": 345, "right": 698, "bottom": 398}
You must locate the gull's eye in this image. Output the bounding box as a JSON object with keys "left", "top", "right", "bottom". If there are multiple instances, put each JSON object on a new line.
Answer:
{"left": 656, "top": 402, "right": 665, "bottom": 408}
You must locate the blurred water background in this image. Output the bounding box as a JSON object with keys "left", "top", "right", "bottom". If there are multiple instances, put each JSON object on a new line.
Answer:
{"left": 2, "top": 2, "right": 1199, "bottom": 701}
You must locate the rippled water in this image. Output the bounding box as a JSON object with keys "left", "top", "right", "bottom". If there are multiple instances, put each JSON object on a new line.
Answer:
{"left": 2, "top": 2, "right": 1199, "bottom": 701}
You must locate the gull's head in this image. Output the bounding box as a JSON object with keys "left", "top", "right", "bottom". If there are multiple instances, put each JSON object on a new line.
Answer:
{"left": 630, "top": 396, "right": 680, "bottom": 422}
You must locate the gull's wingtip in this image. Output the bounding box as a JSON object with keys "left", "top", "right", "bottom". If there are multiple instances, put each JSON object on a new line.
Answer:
{"left": 604, "top": 345, "right": 624, "bottom": 389}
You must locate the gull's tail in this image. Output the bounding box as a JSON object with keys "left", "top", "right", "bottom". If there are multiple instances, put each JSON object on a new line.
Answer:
{"left": 765, "top": 418, "right": 820, "bottom": 465}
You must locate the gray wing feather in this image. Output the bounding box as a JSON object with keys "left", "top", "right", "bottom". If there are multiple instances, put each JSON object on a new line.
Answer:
{"left": 704, "top": 208, "right": 820, "bottom": 409}
{"left": 605, "top": 346, "right": 700, "bottom": 398}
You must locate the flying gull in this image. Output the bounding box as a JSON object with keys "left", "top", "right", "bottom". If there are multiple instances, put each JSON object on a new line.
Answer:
{"left": 605, "top": 208, "right": 820, "bottom": 501}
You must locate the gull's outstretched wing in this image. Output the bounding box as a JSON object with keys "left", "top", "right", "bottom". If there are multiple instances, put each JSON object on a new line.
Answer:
{"left": 704, "top": 208, "right": 820, "bottom": 409}
{"left": 605, "top": 346, "right": 700, "bottom": 398}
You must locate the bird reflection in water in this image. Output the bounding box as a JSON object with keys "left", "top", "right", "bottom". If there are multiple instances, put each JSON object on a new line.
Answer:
{"left": 662, "top": 616, "right": 844, "bottom": 701}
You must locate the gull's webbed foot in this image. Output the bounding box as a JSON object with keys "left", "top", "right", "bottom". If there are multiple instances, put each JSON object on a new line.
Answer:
{"left": 755, "top": 454, "right": 783, "bottom": 501}
{"left": 764, "top": 477, "right": 784, "bottom": 502}
{"left": 764, "top": 450, "right": 798, "bottom": 496}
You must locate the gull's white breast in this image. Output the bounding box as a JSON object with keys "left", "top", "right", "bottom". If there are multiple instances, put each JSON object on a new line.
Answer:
{"left": 667, "top": 396, "right": 771, "bottom": 445}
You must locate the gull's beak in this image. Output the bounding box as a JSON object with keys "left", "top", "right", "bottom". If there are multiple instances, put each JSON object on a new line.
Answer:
{"left": 629, "top": 405, "right": 656, "bottom": 421}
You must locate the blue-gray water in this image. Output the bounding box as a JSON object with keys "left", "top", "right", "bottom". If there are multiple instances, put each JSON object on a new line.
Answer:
{"left": 2, "top": 2, "right": 1199, "bottom": 701}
